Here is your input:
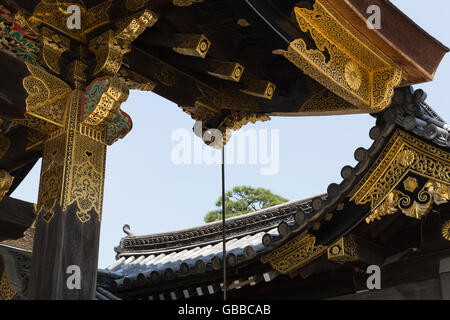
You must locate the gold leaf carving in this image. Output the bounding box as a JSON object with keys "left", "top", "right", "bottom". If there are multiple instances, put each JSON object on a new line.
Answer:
{"left": 31, "top": 0, "right": 112, "bottom": 42}
{"left": 90, "top": 9, "right": 158, "bottom": 77}
{"left": 442, "top": 221, "right": 450, "bottom": 241}
{"left": 0, "top": 170, "right": 13, "bottom": 202}
{"left": 261, "top": 233, "right": 326, "bottom": 274}
{"left": 0, "top": 269, "right": 16, "bottom": 300}
{"left": 350, "top": 130, "right": 450, "bottom": 211}
{"left": 22, "top": 63, "right": 71, "bottom": 130}
{"left": 275, "top": 0, "right": 403, "bottom": 112}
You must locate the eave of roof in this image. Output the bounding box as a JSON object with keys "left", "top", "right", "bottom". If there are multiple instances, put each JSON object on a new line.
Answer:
{"left": 325, "top": 0, "right": 449, "bottom": 85}
{"left": 102, "top": 85, "right": 450, "bottom": 297}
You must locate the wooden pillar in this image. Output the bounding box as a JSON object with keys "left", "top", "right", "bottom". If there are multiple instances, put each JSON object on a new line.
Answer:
{"left": 29, "top": 89, "right": 106, "bottom": 299}
{"left": 25, "top": 71, "right": 131, "bottom": 299}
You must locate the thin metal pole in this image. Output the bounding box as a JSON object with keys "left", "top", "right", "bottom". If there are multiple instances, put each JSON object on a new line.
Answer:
{"left": 222, "top": 145, "right": 227, "bottom": 301}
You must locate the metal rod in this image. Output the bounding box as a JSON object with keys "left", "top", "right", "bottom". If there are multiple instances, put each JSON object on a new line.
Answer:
{"left": 222, "top": 145, "right": 227, "bottom": 301}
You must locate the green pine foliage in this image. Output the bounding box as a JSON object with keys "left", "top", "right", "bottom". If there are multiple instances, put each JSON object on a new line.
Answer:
{"left": 204, "top": 186, "right": 289, "bottom": 223}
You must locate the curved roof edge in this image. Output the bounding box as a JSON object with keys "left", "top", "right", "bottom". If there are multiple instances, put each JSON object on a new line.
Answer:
{"left": 101, "top": 85, "right": 450, "bottom": 296}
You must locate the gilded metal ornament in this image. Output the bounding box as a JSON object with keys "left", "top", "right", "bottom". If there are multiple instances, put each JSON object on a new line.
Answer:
{"left": 298, "top": 78, "right": 356, "bottom": 115}
{"left": 90, "top": 9, "right": 158, "bottom": 76}
{"left": 20, "top": 63, "right": 72, "bottom": 133}
{"left": 173, "top": 0, "right": 205, "bottom": 7}
{"left": 30, "top": 0, "right": 112, "bottom": 42}
{"left": 0, "top": 5, "right": 39, "bottom": 64}
{"left": 29, "top": 73, "right": 131, "bottom": 223}
{"left": 274, "top": 0, "right": 403, "bottom": 112}
{"left": 327, "top": 236, "right": 358, "bottom": 264}
{"left": 118, "top": 68, "right": 156, "bottom": 91}
{"left": 261, "top": 232, "right": 327, "bottom": 274}
{"left": 442, "top": 221, "right": 450, "bottom": 241}
{"left": 81, "top": 77, "right": 129, "bottom": 128}
{"left": 0, "top": 269, "right": 16, "bottom": 300}
{"left": 0, "top": 170, "right": 14, "bottom": 202}
{"left": 350, "top": 130, "right": 450, "bottom": 212}
{"left": 240, "top": 77, "right": 276, "bottom": 100}
{"left": 172, "top": 34, "right": 211, "bottom": 58}
{"left": 425, "top": 181, "right": 450, "bottom": 204}
{"left": 403, "top": 177, "right": 419, "bottom": 193}
{"left": 365, "top": 185, "right": 434, "bottom": 223}
{"left": 40, "top": 26, "right": 70, "bottom": 74}
{"left": 207, "top": 60, "right": 244, "bottom": 82}
{"left": 222, "top": 111, "right": 270, "bottom": 132}
{"left": 348, "top": 129, "right": 450, "bottom": 223}
{"left": 36, "top": 90, "right": 107, "bottom": 224}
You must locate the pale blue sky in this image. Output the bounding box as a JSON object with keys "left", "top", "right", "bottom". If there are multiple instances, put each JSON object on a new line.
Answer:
{"left": 11, "top": 1, "right": 450, "bottom": 267}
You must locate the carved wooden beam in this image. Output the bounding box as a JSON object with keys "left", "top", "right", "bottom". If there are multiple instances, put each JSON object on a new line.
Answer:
{"left": 138, "top": 31, "right": 211, "bottom": 58}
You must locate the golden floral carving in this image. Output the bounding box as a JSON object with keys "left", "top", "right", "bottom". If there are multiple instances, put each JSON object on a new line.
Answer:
{"left": 365, "top": 182, "right": 438, "bottom": 223}
{"left": 70, "top": 162, "right": 103, "bottom": 223}
{"left": 222, "top": 111, "right": 270, "bottom": 131}
{"left": 398, "top": 150, "right": 415, "bottom": 167}
{"left": 403, "top": 177, "right": 418, "bottom": 193}
{"left": 344, "top": 61, "right": 362, "bottom": 91}
{"left": 442, "top": 221, "right": 450, "bottom": 241}
{"left": 350, "top": 130, "right": 450, "bottom": 211}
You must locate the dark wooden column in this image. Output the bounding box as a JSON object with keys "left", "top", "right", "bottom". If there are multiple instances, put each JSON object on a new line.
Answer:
{"left": 29, "top": 90, "right": 107, "bottom": 299}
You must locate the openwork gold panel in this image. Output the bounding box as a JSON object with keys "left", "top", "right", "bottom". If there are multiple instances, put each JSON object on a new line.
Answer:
{"left": 36, "top": 90, "right": 107, "bottom": 224}
{"left": 21, "top": 62, "right": 72, "bottom": 131}
{"left": 29, "top": 0, "right": 112, "bottom": 42}
{"left": 350, "top": 130, "right": 450, "bottom": 223}
{"left": 261, "top": 233, "right": 327, "bottom": 274}
{"left": 275, "top": 0, "right": 403, "bottom": 112}
{"left": 0, "top": 269, "right": 15, "bottom": 300}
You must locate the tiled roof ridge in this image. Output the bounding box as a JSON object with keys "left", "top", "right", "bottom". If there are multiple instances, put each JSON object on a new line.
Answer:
{"left": 115, "top": 194, "right": 326, "bottom": 256}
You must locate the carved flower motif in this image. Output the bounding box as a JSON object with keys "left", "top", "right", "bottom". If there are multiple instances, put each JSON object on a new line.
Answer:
{"left": 442, "top": 221, "right": 450, "bottom": 241}
{"left": 403, "top": 177, "right": 418, "bottom": 193}
{"left": 398, "top": 150, "right": 415, "bottom": 167}
{"left": 344, "top": 61, "right": 362, "bottom": 91}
